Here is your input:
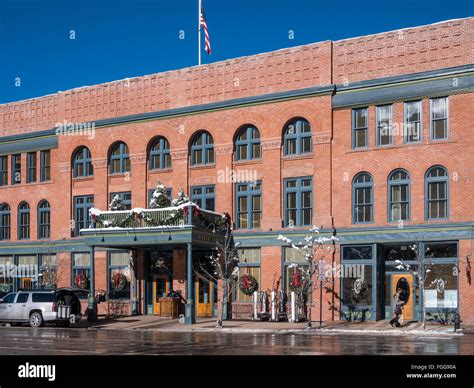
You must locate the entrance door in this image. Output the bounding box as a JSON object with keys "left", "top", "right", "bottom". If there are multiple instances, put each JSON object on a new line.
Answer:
{"left": 153, "top": 277, "right": 168, "bottom": 316}
{"left": 195, "top": 278, "right": 213, "bottom": 317}
{"left": 391, "top": 274, "right": 415, "bottom": 321}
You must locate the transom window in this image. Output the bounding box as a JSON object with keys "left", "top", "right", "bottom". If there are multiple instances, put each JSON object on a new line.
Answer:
{"left": 376, "top": 105, "right": 393, "bottom": 146}
{"left": 284, "top": 177, "right": 312, "bottom": 227}
{"left": 191, "top": 131, "right": 214, "bottom": 166}
{"left": 352, "top": 108, "right": 368, "bottom": 149}
{"left": 109, "top": 142, "right": 130, "bottom": 174}
{"left": 425, "top": 166, "right": 449, "bottom": 220}
{"left": 283, "top": 118, "right": 312, "bottom": 156}
{"left": 388, "top": 170, "right": 410, "bottom": 222}
{"left": 236, "top": 181, "right": 262, "bottom": 229}
{"left": 73, "top": 147, "right": 93, "bottom": 178}
{"left": 353, "top": 173, "right": 373, "bottom": 224}
{"left": 235, "top": 125, "right": 261, "bottom": 161}
{"left": 18, "top": 202, "right": 30, "bottom": 240}
{"left": 149, "top": 137, "right": 171, "bottom": 170}
{"left": 38, "top": 200, "right": 51, "bottom": 239}
{"left": 0, "top": 204, "right": 10, "bottom": 240}
{"left": 430, "top": 97, "right": 449, "bottom": 140}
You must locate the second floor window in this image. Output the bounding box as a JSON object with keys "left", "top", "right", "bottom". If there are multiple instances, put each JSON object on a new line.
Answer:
{"left": 109, "top": 192, "right": 132, "bottom": 210}
{"left": 353, "top": 173, "right": 373, "bottom": 224}
{"left": 149, "top": 137, "right": 171, "bottom": 170}
{"left": 38, "top": 200, "right": 51, "bottom": 239}
{"left": 425, "top": 166, "right": 449, "bottom": 220}
{"left": 191, "top": 131, "right": 214, "bottom": 166}
{"left": 235, "top": 125, "right": 261, "bottom": 161}
{"left": 73, "top": 147, "right": 93, "bottom": 178}
{"left": 404, "top": 101, "right": 422, "bottom": 143}
{"left": 27, "top": 152, "right": 37, "bottom": 183}
{"left": 388, "top": 170, "right": 410, "bottom": 222}
{"left": 74, "top": 195, "right": 94, "bottom": 236}
{"left": 283, "top": 118, "right": 312, "bottom": 156}
{"left": 40, "top": 150, "right": 51, "bottom": 181}
{"left": 376, "top": 105, "right": 393, "bottom": 146}
{"left": 352, "top": 108, "right": 368, "bottom": 149}
{"left": 18, "top": 202, "right": 30, "bottom": 239}
{"left": 0, "top": 156, "right": 7, "bottom": 186}
{"left": 0, "top": 203, "right": 10, "bottom": 240}
{"left": 12, "top": 154, "right": 21, "bottom": 185}
{"left": 284, "top": 177, "right": 312, "bottom": 227}
{"left": 431, "top": 97, "right": 448, "bottom": 140}
{"left": 191, "top": 185, "right": 215, "bottom": 211}
{"left": 236, "top": 181, "right": 262, "bottom": 229}
{"left": 109, "top": 142, "right": 130, "bottom": 174}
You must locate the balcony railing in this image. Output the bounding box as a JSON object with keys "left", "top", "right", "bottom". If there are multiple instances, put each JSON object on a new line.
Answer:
{"left": 85, "top": 203, "right": 230, "bottom": 233}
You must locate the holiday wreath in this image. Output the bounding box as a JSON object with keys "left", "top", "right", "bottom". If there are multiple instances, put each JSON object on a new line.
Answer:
{"left": 111, "top": 272, "right": 128, "bottom": 291}
{"left": 238, "top": 273, "right": 258, "bottom": 295}
{"left": 75, "top": 273, "right": 89, "bottom": 289}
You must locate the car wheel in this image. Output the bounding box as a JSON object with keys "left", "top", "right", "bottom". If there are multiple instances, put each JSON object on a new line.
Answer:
{"left": 29, "top": 312, "right": 44, "bottom": 328}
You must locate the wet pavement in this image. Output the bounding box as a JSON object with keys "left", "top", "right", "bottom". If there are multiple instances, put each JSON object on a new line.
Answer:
{"left": 0, "top": 326, "right": 472, "bottom": 355}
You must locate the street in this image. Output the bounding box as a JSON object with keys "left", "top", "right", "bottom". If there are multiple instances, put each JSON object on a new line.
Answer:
{"left": 0, "top": 326, "right": 472, "bottom": 355}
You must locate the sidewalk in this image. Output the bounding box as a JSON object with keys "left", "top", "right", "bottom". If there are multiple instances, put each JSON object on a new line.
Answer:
{"left": 82, "top": 315, "right": 469, "bottom": 337}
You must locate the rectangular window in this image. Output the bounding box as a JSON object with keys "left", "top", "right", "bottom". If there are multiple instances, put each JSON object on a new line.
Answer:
{"left": 108, "top": 251, "right": 131, "bottom": 300}
{"left": 404, "top": 101, "right": 422, "bottom": 143}
{"left": 236, "top": 181, "right": 262, "bottom": 229}
{"left": 109, "top": 192, "right": 132, "bottom": 210}
{"left": 284, "top": 177, "right": 312, "bottom": 227}
{"left": 0, "top": 156, "right": 7, "bottom": 186}
{"left": 11, "top": 154, "right": 21, "bottom": 185}
{"left": 72, "top": 253, "right": 91, "bottom": 298}
{"left": 427, "top": 180, "right": 448, "bottom": 219}
{"left": 17, "top": 255, "right": 37, "bottom": 290}
{"left": 27, "top": 152, "right": 37, "bottom": 183}
{"left": 352, "top": 108, "right": 368, "bottom": 148}
{"left": 40, "top": 150, "right": 51, "bottom": 181}
{"left": 342, "top": 265, "right": 373, "bottom": 306}
{"left": 425, "top": 242, "right": 457, "bottom": 259}
{"left": 431, "top": 97, "right": 448, "bottom": 140}
{"left": 191, "top": 185, "right": 215, "bottom": 211}
{"left": 74, "top": 195, "right": 94, "bottom": 236}
{"left": 376, "top": 105, "right": 393, "bottom": 146}
{"left": 236, "top": 248, "right": 261, "bottom": 302}
{"left": 354, "top": 186, "right": 373, "bottom": 223}
{"left": 424, "top": 264, "right": 458, "bottom": 308}
{"left": 0, "top": 256, "right": 14, "bottom": 293}
{"left": 39, "top": 254, "right": 57, "bottom": 289}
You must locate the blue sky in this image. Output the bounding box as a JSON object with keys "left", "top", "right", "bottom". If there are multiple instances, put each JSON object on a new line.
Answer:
{"left": 0, "top": 0, "right": 472, "bottom": 103}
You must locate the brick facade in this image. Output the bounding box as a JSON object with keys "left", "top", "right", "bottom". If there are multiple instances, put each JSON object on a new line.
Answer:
{"left": 0, "top": 18, "right": 473, "bottom": 324}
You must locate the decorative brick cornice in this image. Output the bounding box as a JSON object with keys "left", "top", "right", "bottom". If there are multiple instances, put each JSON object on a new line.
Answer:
{"left": 261, "top": 137, "right": 281, "bottom": 150}
{"left": 91, "top": 158, "right": 108, "bottom": 169}
{"left": 130, "top": 153, "right": 147, "bottom": 164}
{"left": 58, "top": 162, "right": 71, "bottom": 173}
{"left": 214, "top": 144, "right": 233, "bottom": 156}
{"left": 313, "top": 132, "right": 332, "bottom": 145}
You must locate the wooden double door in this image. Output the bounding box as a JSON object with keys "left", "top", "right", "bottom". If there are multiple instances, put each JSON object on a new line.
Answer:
{"left": 195, "top": 278, "right": 217, "bottom": 317}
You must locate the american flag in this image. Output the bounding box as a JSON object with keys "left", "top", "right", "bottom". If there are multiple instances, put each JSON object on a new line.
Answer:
{"left": 200, "top": 1, "right": 211, "bottom": 55}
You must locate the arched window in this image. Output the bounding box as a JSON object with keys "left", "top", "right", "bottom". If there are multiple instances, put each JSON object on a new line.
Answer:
{"left": 0, "top": 203, "right": 10, "bottom": 240}
{"left": 73, "top": 147, "right": 93, "bottom": 178}
{"left": 425, "top": 166, "right": 449, "bottom": 220}
{"left": 283, "top": 118, "right": 312, "bottom": 156}
{"left": 190, "top": 131, "right": 214, "bottom": 166}
{"left": 18, "top": 202, "right": 30, "bottom": 240}
{"left": 149, "top": 137, "right": 171, "bottom": 170}
{"left": 235, "top": 125, "right": 261, "bottom": 161}
{"left": 388, "top": 170, "right": 410, "bottom": 222}
{"left": 352, "top": 173, "right": 373, "bottom": 224}
{"left": 38, "top": 200, "right": 51, "bottom": 239}
{"left": 109, "top": 142, "right": 130, "bottom": 174}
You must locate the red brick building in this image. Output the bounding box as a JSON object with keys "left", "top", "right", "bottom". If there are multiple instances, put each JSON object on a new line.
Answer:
{"left": 0, "top": 18, "right": 473, "bottom": 324}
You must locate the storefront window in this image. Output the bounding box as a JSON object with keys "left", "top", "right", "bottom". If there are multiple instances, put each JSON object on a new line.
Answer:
{"left": 18, "top": 255, "right": 38, "bottom": 290}
{"left": 39, "top": 254, "right": 57, "bottom": 289}
{"left": 108, "top": 252, "right": 131, "bottom": 300}
{"left": 381, "top": 243, "right": 417, "bottom": 261}
{"left": 342, "top": 265, "right": 373, "bottom": 306}
{"left": 424, "top": 264, "right": 458, "bottom": 308}
{"left": 425, "top": 242, "right": 457, "bottom": 259}
{"left": 0, "top": 256, "right": 13, "bottom": 293}
{"left": 342, "top": 245, "right": 373, "bottom": 261}
{"left": 72, "top": 253, "right": 91, "bottom": 298}
{"left": 237, "top": 248, "right": 261, "bottom": 302}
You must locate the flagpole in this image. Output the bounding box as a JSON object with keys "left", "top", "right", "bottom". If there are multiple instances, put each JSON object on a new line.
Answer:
{"left": 198, "top": 0, "right": 201, "bottom": 65}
